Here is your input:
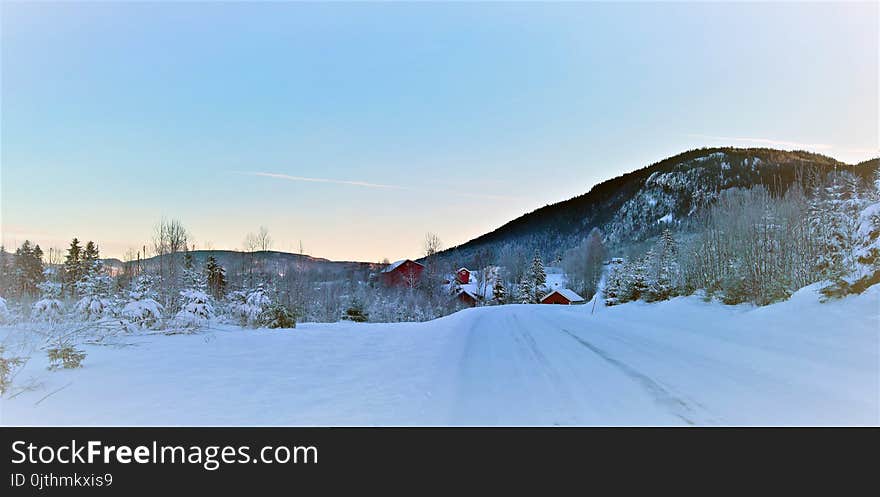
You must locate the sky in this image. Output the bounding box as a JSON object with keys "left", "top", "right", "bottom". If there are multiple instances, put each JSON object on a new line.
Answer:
{"left": 2, "top": 1, "right": 877, "bottom": 262}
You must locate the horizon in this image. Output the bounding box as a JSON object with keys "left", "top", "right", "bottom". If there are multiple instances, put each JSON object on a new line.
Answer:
{"left": 6, "top": 145, "right": 875, "bottom": 265}
{"left": 2, "top": 1, "right": 878, "bottom": 261}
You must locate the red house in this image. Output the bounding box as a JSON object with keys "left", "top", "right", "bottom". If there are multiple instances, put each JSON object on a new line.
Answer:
{"left": 540, "top": 288, "right": 586, "bottom": 305}
{"left": 380, "top": 259, "right": 425, "bottom": 288}
{"left": 455, "top": 289, "right": 480, "bottom": 307}
{"left": 455, "top": 267, "right": 471, "bottom": 284}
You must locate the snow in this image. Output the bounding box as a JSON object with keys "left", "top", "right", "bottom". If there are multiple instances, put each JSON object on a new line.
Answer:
{"left": 694, "top": 152, "right": 726, "bottom": 162}
{"left": 0, "top": 298, "right": 9, "bottom": 324}
{"left": 858, "top": 202, "right": 880, "bottom": 238}
{"left": 657, "top": 213, "right": 673, "bottom": 224}
{"left": 544, "top": 267, "right": 568, "bottom": 292}
{"left": 443, "top": 268, "right": 499, "bottom": 300}
{"left": 1, "top": 284, "right": 877, "bottom": 426}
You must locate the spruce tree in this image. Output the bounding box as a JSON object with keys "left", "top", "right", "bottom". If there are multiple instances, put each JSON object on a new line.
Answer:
{"left": 529, "top": 250, "right": 546, "bottom": 302}
{"left": 648, "top": 229, "right": 679, "bottom": 301}
{"left": 81, "top": 241, "right": 100, "bottom": 280}
{"left": 63, "top": 238, "right": 83, "bottom": 296}
{"left": 74, "top": 260, "right": 113, "bottom": 321}
{"left": 13, "top": 241, "right": 45, "bottom": 298}
{"left": 604, "top": 262, "right": 624, "bottom": 306}
{"left": 205, "top": 256, "right": 227, "bottom": 299}
{"left": 492, "top": 278, "right": 507, "bottom": 305}
{"left": 123, "top": 274, "right": 164, "bottom": 329}
{"left": 517, "top": 277, "right": 535, "bottom": 304}
{"left": 626, "top": 254, "right": 649, "bottom": 302}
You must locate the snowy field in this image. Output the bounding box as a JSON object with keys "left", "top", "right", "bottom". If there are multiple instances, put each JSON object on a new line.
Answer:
{"left": 1, "top": 284, "right": 877, "bottom": 426}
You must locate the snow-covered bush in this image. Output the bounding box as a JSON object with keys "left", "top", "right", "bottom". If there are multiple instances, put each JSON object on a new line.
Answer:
{"left": 32, "top": 282, "right": 65, "bottom": 323}
{"left": 263, "top": 302, "right": 296, "bottom": 329}
{"left": 74, "top": 263, "right": 114, "bottom": 321}
{"left": 173, "top": 289, "right": 214, "bottom": 328}
{"left": 226, "top": 286, "right": 296, "bottom": 328}
{"left": 226, "top": 286, "right": 275, "bottom": 327}
{"left": 74, "top": 292, "right": 113, "bottom": 321}
{"left": 122, "top": 274, "right": 164, "bottom": 329}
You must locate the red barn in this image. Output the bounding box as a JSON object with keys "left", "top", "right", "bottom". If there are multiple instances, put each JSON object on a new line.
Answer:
{"left": 380, "top": 259, "right": 425, "bottom": 288}
{"left": 455, "top": 267, "right": 471, "bottom": 284}
{"left": 540, "top": 289, "right": 586, "bottom": 305}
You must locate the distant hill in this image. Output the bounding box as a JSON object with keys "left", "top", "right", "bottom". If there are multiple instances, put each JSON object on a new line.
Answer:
{"left": 102, "top": 250, "right": 377, "bottom": 274}
{"left": 436, "top": 147, "right": 878, "bottom": 263}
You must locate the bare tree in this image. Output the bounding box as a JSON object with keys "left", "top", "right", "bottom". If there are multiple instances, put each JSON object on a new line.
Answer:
{"left": 152, "top": 218, "right": 189, "bottom": 311}
{"left": 257, "top": 226, "right": 273, "bottom": 252}
{"left": 244, "top": 226, "right": 273, "bottom": 252}
{"left": 423, "top": 232, "right": 443, "bottom": 258}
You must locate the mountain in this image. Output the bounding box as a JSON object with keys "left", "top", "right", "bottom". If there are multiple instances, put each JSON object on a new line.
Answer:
{"left": 438, "top": 147, "right": 879, "bottom": 262}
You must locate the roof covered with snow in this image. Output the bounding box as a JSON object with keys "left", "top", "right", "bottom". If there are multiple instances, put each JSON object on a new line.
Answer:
{"left": 542, "top": 288, "right": 585, "bottom": 303}
{"left": 381, "top": 259, "right": 423, "bottom": 273}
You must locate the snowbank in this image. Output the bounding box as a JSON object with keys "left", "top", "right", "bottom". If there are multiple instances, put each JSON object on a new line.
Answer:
{"left": 1, "top": 284, "right": 876, "bottom": 426}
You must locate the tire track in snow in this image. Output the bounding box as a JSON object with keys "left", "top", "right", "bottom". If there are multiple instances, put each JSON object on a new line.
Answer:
{"left": 509, "top": 314, "right": 581, "bottom": 424}
{"left": 560, "top": 328, "right": 699, "bottom": 425}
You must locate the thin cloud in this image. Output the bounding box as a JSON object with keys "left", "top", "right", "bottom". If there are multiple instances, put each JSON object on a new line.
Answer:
{"left": 688, "top": 134, "right": 833, "bottom": 151}
{"left": 243, "top": 172, "right": 406, "bottom": 190}
{"left": 240, "top": 171, "right": 521, "bottom": 201}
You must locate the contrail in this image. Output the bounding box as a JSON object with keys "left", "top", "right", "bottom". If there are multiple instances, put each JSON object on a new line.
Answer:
{"left": 243, "top": 172, "right": 406, "bottom": 190}
{"left": 240, "top": 171, "right": 521, "bottom": 201}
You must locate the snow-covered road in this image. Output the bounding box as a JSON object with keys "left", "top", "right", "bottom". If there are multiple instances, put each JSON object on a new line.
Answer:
{"left": 2, "top": 284, "right": 878, "bottom": 425}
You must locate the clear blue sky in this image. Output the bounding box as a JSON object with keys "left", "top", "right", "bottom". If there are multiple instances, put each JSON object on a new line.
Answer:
{"left": 2, "top": 1, "right": 877, "bottom": 261}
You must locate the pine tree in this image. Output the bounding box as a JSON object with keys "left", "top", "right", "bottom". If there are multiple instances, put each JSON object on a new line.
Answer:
{"left": 63, "top": 238, "right": 83, "bottom": 296}
{"left": 492, "top": 278, "right": 508, "bottom": 305}
{"left": 74, "top": 260, "right": 113, "bottom": 321}
{"left": 32, "top": 281, "right": 64, "bottom": 323}
{"left": 174, "top": 254, "right": 214, "bottom": 329}
{"left": 180, "top": 251, "right": 203, "bottom": 291}
{"left": 626, "top": 253, "right": 650, "bottom": 302}
{"left": 516, "top": 277, "right": 535, "bottom": 304}
{"left": 81, "top": 241, "right": 100, "bottom": 279}
{"left": 13, "top": 241, "right": 45, "bottom": 298}
{"left": 529, "top": 250, "right": 547, "bottom": 303}
{"left": 183, "top": 250, "right": 194, "bottom": 271}
{"left": 824, "top": 167, "right": 880, "bottom": 299}
{"left": 174, "top": 289, "right": 214, "bottom": 329}
{"left": 814, "top": 172, "right": 858, "bottom": 280}
{"left": 603, "top": 262, "right": 624, "bottom": 306}
{"left": 205, "top": 256, "right": 227, "bottom": 299}
{"left": 648, "top": 229, "right": 679, "bottom": 302}
{"left": 342, "top": 297, "right": 369, "bottom": 322}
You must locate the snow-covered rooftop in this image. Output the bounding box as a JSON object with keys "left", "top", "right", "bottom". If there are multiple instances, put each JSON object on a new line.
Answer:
{"left": 542, "top": 288, "right": 585, "bottom": 303}
{"left": 381, "top": 259, "right": 423, "bottom": 273}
